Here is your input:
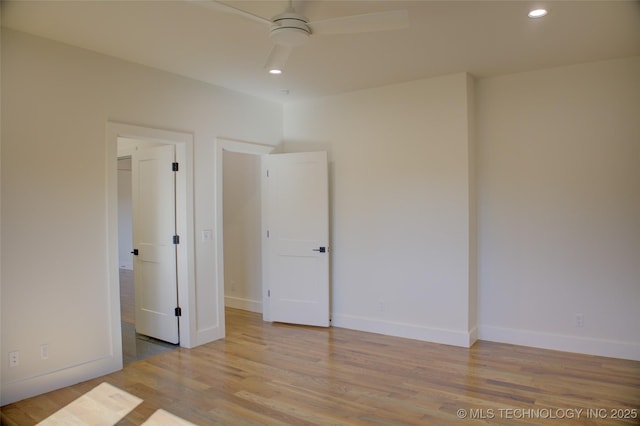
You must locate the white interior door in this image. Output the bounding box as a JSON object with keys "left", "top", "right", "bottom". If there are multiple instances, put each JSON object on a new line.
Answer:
{"left": 264, "top": 151, "right": 330, "bottom": 327}
{"left": 132, "top": 144, "right": 179, "bottom": 344}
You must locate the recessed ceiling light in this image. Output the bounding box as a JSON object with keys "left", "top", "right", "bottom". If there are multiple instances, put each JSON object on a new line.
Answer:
{"left": 528, "top": 8, "right": 548, "bottom": 18}
{"left": 269, "top": 69, "right": 283, "bottom": 75}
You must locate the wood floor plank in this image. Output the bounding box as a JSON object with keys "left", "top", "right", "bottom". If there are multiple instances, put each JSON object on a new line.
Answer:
{"left": 2, "top": 308, "right": 639, "bottom": 425}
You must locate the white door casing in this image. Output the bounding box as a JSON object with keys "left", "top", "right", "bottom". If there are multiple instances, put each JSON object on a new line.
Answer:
{"left": 132, "top": 144, "right": 180, "bottom": 344}
{"left": 263, "top": 151, "right": 330, "bottom": 327}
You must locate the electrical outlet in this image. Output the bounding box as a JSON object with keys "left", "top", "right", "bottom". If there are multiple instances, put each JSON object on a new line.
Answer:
{"left": 9, "top": 351, "right": 19, "bottom": 368}
{"left": 575, "top": 313, "right": 584, "bottom": 328}
{"left": 41, "top": 344, "right": 49, "bottom": 360}
{"left": 377, "top": 300, "right": 385, "bottom": 312}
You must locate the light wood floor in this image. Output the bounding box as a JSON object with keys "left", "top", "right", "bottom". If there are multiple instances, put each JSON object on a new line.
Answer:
{"left": 2, "top": 308, "right": 639, "bottom": 425}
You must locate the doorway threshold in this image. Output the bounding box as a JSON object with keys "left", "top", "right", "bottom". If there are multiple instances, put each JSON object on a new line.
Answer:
{"left": 121, "top": 322, "right": 178, "bottom": 365}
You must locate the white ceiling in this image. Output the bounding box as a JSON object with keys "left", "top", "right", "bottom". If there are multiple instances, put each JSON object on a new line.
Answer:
{"left": 2, "top": 0, "right": 640, "bottom": 103}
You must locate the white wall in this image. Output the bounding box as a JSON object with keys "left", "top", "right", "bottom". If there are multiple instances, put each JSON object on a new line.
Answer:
{"left": 476, "top": 57, "right": 640, "bottom": 360}
{"left": 283, "top": 73, "right": 477, "bottom": 347}
{"left": 223, "top": 151, "right": 262, "bottom": 312}
{"left": 282, "top": 58, "right": 640, "bottom": 361}
{"left": 0, "top": 30, "right": 282, "bottom": 404}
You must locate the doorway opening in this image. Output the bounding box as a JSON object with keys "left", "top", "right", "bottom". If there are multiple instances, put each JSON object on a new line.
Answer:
{"left": 107, "top": 122, "right": 195, "bottom": 368}
{"left": 222, "top": 150, "right": 263, "bottom": 316}
{"left": 117, "top": 144, "right": 178, "bottom": 364}
{"left": 215, "top": 140, "right": 331, "bottom": 333}
{"left": 215, "top": 139, "right": 273, "bottom": 332}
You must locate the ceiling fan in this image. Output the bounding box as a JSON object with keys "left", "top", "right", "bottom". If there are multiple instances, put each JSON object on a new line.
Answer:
{"left": 190, "top": 0, "right": 409, "bottom": 73}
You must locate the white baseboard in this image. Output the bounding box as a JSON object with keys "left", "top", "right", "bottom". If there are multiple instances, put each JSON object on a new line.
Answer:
{"left": 224, "top": 296, "right": 262, "bottom": 314}
{"left": 196, "top": 298, "right": 262, "bottom": 347}
{"left": 195, "top": 325, "right": 224, "bottom": 347}
{"left": 332, "top": 313, "right": 477, "bottom": 348}
{"left": 469, "top": 325, "right": 479, "bottom": 346}
{"left": 479, "top": 325, "right": 640, "bottom": 361}
{"left": 1, "top": 355, "right": 121, "bottom": 406}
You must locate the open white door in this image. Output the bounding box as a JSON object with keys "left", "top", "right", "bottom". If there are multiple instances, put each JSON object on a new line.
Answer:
{"left": 264, "top": 151, "right": 330, "bottom": 327}
{"left": 132, "top": 144, "right": 180, "bottom": 344}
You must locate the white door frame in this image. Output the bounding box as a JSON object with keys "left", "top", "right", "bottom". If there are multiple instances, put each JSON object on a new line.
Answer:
{"left": 107, "top": 122, "right": 195, "bottom": 349}
{"left": 214, "top": 138, "right": 274, "bottom": 331}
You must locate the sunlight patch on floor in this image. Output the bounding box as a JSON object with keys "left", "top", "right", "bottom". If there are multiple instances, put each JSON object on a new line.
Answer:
{"left": 142, "top": 409, "right": 197, "bottom": 425}
{"left": 37, "top": 382, "right": 141, "bottom": 425}
{"left": 37, "top": 382, "right": 195, "bottom": 425}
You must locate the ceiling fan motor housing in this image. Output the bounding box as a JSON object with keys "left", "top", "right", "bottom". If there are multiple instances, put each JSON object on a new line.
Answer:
{"left": 270, "top": 12, "right": 311, "bottom": 47}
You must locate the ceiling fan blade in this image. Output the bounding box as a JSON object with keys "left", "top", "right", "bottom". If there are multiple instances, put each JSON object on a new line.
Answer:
{"left": 186, "top": 0, "right": 272, "bottom": 26}
{"left": 309, "top": 9, "right": 409, "bottom": 35}
{"left": 264, "top": 45, "right": 293, "bottom": 72}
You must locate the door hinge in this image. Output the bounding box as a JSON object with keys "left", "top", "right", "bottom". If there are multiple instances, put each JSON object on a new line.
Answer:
{"left": 267, "top": 230, "right": 270, "bottom": 238}
{"left": 175, "top": 307, "right": 182, "bottom": 317}
{"left": 268, "top": 289, "right": 270, "bottom": 297}
{"left": 173, "top": 235, "right": 180, "bottom": 244}
{"left": 266, "top": 169, "right": 269, "bottom": 177}
{"left": 172, "top": 162, "right": 179, "bottom": 172}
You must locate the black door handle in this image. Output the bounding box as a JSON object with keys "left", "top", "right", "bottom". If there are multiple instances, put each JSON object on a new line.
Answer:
{"left": 131, "top": 249, "right": 139, "bottom": 256}
{"left": 312, "top": 247, "right": 326, "bottom": 253}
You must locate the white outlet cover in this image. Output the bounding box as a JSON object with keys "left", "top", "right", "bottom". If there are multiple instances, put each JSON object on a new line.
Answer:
{"left": 201, "top": 229, "right": 213, "bottom": 241}
{"left": 9, "top": 351, "right": 19, "bottom": 367}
